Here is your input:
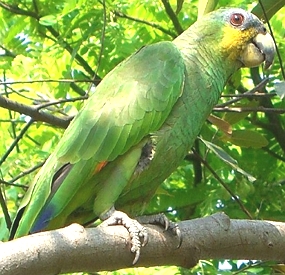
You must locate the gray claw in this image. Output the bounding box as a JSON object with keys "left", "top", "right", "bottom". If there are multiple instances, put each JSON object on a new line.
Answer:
{"left": 136, "top": 213, "right": 182, "bottom": 248}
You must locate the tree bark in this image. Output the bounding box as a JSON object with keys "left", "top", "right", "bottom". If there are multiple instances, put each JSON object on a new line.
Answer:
{"left": 1, "top": 213, "right": 285, "bottom": 275}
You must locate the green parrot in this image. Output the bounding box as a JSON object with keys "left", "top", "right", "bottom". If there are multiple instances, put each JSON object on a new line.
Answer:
{"left": 10, "top": 8, "right": 275, "bottom": 262}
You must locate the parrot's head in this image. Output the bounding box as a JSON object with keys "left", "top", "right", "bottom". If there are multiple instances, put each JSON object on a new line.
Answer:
{"left": 178, "top": 8, "right": 276, "bottom": 71}
{"left": 215, "top": 8, "right": 275, "bottom": 70}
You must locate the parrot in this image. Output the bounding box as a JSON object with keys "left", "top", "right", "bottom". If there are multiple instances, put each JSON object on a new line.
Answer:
{"left": 10, "top": 8, "right": 275, "bottom": 263}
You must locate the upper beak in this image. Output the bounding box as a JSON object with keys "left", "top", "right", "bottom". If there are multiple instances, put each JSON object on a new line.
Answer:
{"left": 240, "top": 31, "right": 276, "bottom": 70}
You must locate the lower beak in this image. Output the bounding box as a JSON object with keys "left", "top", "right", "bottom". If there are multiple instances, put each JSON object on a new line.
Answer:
{"left": 240, "top": 32, "right": 276, "bottom": 70}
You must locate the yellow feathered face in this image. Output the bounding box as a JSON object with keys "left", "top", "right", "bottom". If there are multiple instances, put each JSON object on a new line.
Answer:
{"left": 218, "top": 8, "right": 275, "bottom": 69}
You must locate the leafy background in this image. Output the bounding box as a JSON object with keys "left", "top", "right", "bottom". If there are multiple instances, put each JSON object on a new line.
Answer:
{"left": 1, "top": 0, "right": 285, "bottom": 274}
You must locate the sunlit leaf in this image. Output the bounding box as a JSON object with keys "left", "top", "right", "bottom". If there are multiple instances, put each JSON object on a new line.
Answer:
{"left": 39, "top": 15, "right": 58, "bottom": 26}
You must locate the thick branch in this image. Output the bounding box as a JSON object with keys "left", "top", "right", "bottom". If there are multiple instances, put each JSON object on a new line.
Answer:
{"left": 2, "top": 213, "right": 285, "bottom": 275}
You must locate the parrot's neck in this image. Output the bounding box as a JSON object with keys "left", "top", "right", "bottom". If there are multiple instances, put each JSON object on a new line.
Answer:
{"left": 173, "top": 33, "right": 235, "bottom": 108}
{"left": 169, "top": 28, "right": 240, "bottom": 154}
{"left": 173, "top": 26, "right": 242, "bottom": 81}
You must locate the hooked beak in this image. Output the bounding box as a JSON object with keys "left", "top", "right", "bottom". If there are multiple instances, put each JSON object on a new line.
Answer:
{"left": 240, "top": 31, "right": 276, "bottom": 70}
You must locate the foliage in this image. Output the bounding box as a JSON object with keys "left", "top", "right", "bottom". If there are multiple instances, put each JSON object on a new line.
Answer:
{"left": 0, "top": 0, "right": 285, "bottom": 274}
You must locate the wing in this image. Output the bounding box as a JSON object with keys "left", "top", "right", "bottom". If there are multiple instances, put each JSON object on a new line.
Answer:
{"left": 57, "top": 41, "right": 185, "bottom": 163}
{"left": 11, "top": 41, "right": 185, "bottom": 238}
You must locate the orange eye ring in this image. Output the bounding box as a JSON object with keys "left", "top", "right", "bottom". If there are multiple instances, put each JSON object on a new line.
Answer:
{"left": 230, "top": 13, "right": 245, "bottom": 26}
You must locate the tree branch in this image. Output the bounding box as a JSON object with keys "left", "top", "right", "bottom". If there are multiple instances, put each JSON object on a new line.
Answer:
{"left": 2, "top": 213, "right": 285, "bottom": 275}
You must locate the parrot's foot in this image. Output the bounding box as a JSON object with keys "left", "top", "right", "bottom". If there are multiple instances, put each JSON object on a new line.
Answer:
{"left": 101, "top": 209, "right": 148, "bottom": 265}
{"left": 136, "top": 213, "right": 182, "bottom": 248}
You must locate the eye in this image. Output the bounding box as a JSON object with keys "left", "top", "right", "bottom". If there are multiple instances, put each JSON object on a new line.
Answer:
{"left": 230, "top": 13, "right": 245, "bottom": 26}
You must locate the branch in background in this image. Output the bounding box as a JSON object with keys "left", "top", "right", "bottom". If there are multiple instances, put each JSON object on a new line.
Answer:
{"left": 113, "top": 10, "right": 177, "bottom": 38}
{"left": 0, "top": 79, "right": 99, "bottom": 85}
{"left": 160, "top": 0, "right": 184, "bottom": 34}
{"left": 3, "top": 214, "right": 285, "bottom": 275}
{"left": 257, "top": 0, "right": 285, "bottom": 80}
{"left": 3, "top": 72, "right": 19, "bottom": 153}
{"left": 185, "top": 140, "right": 202, "bottom": 185}
{"left": 0, "top": 120, "right": 34, "bottom": 168}
{"left": 45, "top": 26, "right": 97, "bottom": 81}
{"left": 9, "top": 161, "right": 46, "bottom": 185}
{"left": 0, "top": 95, "right": 84, "bottom": 129}
{"left": 0, "top": 1, "right": 38, "bottom": 17}
{"left": 216, "top": 78, "right": 270, "bottom": 107}
{"left": 213, "top": 106, "right": 285, "bottom": 114}
{"left": 0, "top": 45, "right": 16, "bottom": 58}
{"left": 262, "top": 147, "right": 285, "bottom": 162}
{"left": 0, "top": 186, "right": 11, "bottom": 229}
{"left": 250, "top": 67, "right": 285, "bottom": 153}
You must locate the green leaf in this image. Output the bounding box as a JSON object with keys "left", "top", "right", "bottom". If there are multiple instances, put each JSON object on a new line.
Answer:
{"left": 223, "top": 100, "right": 259, "bottom": 125}
{"left": 252, "top": 0, "right": 285, "bottom": 20}
{"left": 223, "top": 130, "right": 269, "bottom": 148}
{"left": 200, "top": 138, "right": 256, "bottom": 182}
{"left": 39, "top": 15, "right": 57, "bottom": 26}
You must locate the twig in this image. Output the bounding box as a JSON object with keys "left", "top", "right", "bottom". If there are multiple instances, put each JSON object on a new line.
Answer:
{"left": 0, "top": 179, "right": 27, "bottom": 189}
{"left": 216, "top": 78, "right": 269, "bottom": 107}
{"left": 0, "top": 185, "right": 11, "bottom": 229}
{"left": 193, "top": 149, "right": 253, "bottom": 219}
{"left": 262, "top": 147, "right": 285, "bottom": 162}
{"left": 2, "top": 72, "right": 19, "bottom": 153}
{"left": 258, "top": 0, "right": 285, "bottom": 80}
{"left": 221, "top": 92, "right": 275, "bottom": 98}
{"left": 160, "top": 0, "right": 184, "bottom": 34}
{"left": 0, "top": 120, "right": 33, "bottom": 167}
{"left": 89, "top": 0, "right": 107, "bottom": 95}
{"left": 35, "top": 95, "right": 88, "bottom": 111}
{"left": 0, "top": 1, "right": 38, "bottom": 18}
{"left": 0, "top": 45, "right": 16, "bottom": 58}
{"left": 213, "top": 106, "right": 285, "bottom": 114}
{"left": 113, "top": 10, "right": 177, "bottom": 38}
{"left": 9, "top": 161, "right": 46, "bottom": 184}
{"left": 0, "top": 79, "right": 98, "bottom": 85}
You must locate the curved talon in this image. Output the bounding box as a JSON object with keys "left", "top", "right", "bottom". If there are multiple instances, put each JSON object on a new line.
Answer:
{"left": 101, "top": 210, "right": 148, "bottom": 265}
{"left": 132, "top": 249, "right": 141, "bottom": 265}
{"left": 139, "top": 227, "right": 149, "bottom": 246}
{"left": 136, "top": 213, "right": 182, "bottom": 248}
{"left": 169, "top": 222, "right": 182, "bottom": 248}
